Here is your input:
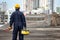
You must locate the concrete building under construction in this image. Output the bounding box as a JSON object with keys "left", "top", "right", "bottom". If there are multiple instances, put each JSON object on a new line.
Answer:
{"left": 0, "top": 2, "right": 7, "bottom": 24}
{"left": 0, "top": 2, "right": 7, "bottom": 12}
{"left": 24, "top": 0, "right": 54, "bottom": 14}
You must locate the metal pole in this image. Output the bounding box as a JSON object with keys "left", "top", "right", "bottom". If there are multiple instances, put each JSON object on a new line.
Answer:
{"left": 52, "top": 0, "right": 54, "bottom": 13}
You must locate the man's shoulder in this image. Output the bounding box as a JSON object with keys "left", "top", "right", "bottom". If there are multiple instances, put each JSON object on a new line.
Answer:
{"left": 11, "top": 11, "right": 16, "bottom": 16}
{"left": 20, "top": 11, "right": 23, "bottom": 14}
{"left": 12, "top": 11, "right": 24, "bottom": 15}
{"left": 19, "top": 11, "right": 24, "bottom": 15}
{"left": 13, "top": 11, "right": 23, "bottom": 13}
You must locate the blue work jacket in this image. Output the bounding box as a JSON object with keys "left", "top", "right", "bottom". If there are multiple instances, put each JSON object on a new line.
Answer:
{"left": 9, "top": 10, "right": 26, "bottom": 29}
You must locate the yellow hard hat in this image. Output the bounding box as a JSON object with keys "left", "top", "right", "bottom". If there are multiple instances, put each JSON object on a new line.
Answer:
{"left": 15, "top": 4, "right": 20, "bottom": 9}
{"left": 21, "top": 30, "right": 30, "bottom": 35}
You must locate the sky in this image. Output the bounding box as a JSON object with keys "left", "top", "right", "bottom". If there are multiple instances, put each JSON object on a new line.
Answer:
{"left": 0, "top": 0, "right": 60, "bottom": 11}
{"left": 0, "top": 0, "right": 24, "bottom": 11}
{"left": 54, "top": 0, "right": 60, "bottom": 11}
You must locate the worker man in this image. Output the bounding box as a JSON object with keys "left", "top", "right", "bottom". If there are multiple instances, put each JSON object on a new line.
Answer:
{"left": 5, "top": 4, "right": 26, "bottom": 40}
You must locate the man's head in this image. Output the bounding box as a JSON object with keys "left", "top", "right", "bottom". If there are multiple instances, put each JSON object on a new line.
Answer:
{"left": 15, "top": 4, "right": 20, "bottom": 10}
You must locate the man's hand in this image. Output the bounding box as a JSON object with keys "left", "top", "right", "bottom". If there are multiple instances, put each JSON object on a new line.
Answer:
{"left": 4, "top": 27, "right": 12, "bottom": 32}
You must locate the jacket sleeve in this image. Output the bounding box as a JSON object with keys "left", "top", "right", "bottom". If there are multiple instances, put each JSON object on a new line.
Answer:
{"left": 21, "top": 13, "right": 26, "bottom": 28}
{"left": 9, "top": 13, "right": 14, "bottom": 27}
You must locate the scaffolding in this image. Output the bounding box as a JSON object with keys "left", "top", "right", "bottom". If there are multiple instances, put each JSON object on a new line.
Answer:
{"left": 0, "top": 12, "right": 8, "bottom": 24}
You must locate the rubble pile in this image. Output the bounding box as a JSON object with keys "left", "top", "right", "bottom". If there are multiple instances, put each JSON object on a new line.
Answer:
{"left": 51, "top": 12, "right": 60, "bottom": 26}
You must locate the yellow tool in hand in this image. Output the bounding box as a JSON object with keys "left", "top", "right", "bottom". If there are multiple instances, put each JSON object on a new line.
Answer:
{"left": 21, "top": 30, "right": 30, "bottom": 35}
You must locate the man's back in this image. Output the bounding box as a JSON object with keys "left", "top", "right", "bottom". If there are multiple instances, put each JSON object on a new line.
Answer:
{"left": 10, "top": 11, "right": 26, "bottom": 28}
{"left": 13, "top": 11, "right": 23, "bottom": 22}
